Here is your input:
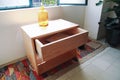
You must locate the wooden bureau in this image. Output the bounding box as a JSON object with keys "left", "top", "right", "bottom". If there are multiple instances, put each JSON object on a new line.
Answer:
{"left": 21, "top": 19, "right": 88, "bottom": 75}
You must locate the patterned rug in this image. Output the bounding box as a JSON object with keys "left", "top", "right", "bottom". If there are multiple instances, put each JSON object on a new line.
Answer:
{"left": 0, "top": 40, "right": 104, "bottom": 80}
{"left": 78, "top": 40, "right": 101, "bottom": 58}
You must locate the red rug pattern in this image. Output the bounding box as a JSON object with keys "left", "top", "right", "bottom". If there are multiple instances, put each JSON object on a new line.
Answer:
{"left": 0, "top": 40, "right": 97, "bottom": 80}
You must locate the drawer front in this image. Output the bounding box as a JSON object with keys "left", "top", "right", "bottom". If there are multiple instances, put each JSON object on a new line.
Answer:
{"left": 38, "top": 49, "right": 77, "bottom": 74}
{"left": 40, "top": 30, "right": 88, "bottom": 61}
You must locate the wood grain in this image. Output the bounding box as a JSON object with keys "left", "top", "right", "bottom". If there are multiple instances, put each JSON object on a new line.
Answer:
{"left": 36, "top": 28, "right": 88, "bottom": 61}
{"left": 21, "top": 19, "right": 88, "bottom": 75}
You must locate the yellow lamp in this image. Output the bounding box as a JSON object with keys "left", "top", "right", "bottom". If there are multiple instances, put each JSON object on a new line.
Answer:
{"left": 38, "top": 5, "right": 48, "bottom": 27}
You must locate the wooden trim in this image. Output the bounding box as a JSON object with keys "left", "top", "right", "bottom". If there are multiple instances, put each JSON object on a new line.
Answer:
{"left": 21, "top": 29, "right": 39, "bottom": 74}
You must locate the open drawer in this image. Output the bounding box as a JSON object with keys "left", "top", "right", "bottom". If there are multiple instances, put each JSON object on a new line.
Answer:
{"left": 35, "top": 28, "right": 88, "bottom": 61}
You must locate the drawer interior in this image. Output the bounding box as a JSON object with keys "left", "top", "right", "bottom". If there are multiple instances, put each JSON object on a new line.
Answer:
{"left": 35, "top": 28, "right": 88, "bottom": 61}
{"left": 36, "top": 28, "right": 83, "bottom": 45}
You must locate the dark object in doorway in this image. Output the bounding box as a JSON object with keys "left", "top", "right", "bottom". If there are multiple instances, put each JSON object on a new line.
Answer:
{"left": 106, "top": 27, "right": 120, "bottom": 47}
{"left": 104, "top": 0, "right": 120, "bottom": 47}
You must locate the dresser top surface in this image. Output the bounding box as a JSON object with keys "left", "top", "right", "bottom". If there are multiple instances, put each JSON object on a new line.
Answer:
{"left": 21, "top": 19, "right": 79, "bottom": 38}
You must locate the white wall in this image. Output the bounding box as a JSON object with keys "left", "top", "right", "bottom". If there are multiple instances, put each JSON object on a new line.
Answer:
{"left": 84, "top": 0, "right": 103, "bottom": 39}
{"left": 0, "top": 7, "right": 64, "bottom": 65}
{"left": 0, "top": 6, "right": 86, "bottom": 65}
{"left": 61, "top": 6, "right": 86, "bottom": 28}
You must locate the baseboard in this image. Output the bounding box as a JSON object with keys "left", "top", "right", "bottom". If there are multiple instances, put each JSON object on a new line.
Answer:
{"left": 0, "top": 56, "right": 27, "bottom": 68}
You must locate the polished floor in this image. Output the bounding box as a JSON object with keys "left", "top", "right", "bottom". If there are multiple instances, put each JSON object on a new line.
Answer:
{"left": 45, "top": 47, "right": 120, "bottom": 80}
